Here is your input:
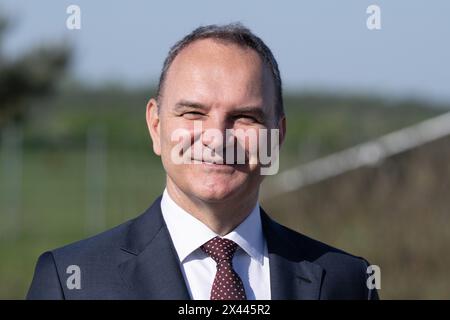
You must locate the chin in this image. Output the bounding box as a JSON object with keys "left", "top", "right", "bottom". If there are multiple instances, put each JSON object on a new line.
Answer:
{"left": 190, "top": 181, "right": 241, "bottom": 203}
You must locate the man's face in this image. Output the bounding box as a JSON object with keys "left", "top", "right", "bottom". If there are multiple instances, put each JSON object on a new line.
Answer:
{"left": 147, "top": 39, "right": 285, "bottom": 203}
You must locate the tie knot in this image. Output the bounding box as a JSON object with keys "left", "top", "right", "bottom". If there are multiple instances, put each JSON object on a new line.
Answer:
{"left": 201, "top": 236, "right": 238, "bottom": 262}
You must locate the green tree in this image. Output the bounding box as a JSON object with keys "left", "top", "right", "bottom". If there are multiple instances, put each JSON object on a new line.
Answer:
{"left": 0, "top": 15, "right": 70, "bottom": 128}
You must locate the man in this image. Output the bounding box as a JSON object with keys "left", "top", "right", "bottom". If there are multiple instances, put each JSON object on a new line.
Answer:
{"left": 27, "top": 24, "right": 378, "bottom": 300}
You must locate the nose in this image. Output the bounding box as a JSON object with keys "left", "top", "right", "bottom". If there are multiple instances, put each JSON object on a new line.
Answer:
{"left": 200, "top": 115, "right": 231, "bottom": 149}
{"left": 197, "top": 115, "right": 241, "bottom": 165}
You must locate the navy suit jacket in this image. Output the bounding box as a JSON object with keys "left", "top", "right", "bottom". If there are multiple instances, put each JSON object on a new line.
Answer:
{"left": 27, "top": 196, "right": 379, "bottom": 300}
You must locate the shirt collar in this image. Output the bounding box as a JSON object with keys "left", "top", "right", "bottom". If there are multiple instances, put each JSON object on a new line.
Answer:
{"left": 160, "top": 188, "right": 265, "bottom": 265}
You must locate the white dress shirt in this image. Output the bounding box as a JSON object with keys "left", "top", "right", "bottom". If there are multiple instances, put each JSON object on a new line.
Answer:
{"left": 160, "top": 188, "right": 271, "bottom": 300}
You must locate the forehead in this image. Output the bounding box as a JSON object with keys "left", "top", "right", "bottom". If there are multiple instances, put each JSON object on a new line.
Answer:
{"left": 172, "top": 38, "right": 262, "bottom": 71}
{"left": 162, "top": 38, "right": 275, "bottom": 115}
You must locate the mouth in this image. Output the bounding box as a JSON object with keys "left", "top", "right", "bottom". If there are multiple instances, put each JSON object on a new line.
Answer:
{"left": 191, "top": 158, "right": 237, "bottom": 167}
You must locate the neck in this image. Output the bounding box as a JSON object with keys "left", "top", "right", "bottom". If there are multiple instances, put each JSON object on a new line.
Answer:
{"left": 166, "top": 180, "right": 259, "bottom": 236}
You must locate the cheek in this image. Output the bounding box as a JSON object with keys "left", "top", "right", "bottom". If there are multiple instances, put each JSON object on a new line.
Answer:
{"left": 160, "top": 121, "right": 184, "bottom": 153}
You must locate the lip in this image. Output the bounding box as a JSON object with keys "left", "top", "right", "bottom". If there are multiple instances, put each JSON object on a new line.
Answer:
{"left": 191, "top": 158, "right": 236, "bottom": 167}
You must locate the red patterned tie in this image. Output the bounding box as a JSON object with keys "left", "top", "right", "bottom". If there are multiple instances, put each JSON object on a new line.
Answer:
{"left": 201, "top": 236, "right": 247, "bottom": 300}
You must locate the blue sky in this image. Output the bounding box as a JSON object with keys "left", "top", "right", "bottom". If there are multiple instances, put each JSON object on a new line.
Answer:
{"left": 2, "top": 0, "right": 449, "bottom": 103}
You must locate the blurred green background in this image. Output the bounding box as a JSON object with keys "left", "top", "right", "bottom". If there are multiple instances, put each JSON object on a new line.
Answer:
{"left": 2, "top": 82, "right": 449, "bottom": 299}
{"left": 1, "top": 2, "right": 450, "bottom": 299}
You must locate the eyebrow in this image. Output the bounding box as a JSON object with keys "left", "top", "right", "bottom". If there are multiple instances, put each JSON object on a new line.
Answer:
{"left": 231, "top": 106, "right": 267, "bottom": 120}
{"left": 174, "top": 100, "right": 210, "bottom": 112}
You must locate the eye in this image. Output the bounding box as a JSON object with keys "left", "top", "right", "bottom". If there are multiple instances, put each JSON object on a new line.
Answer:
{"left": 182, "top": 111, "right": 205, "bottom": 119}
{"left": 236, "top": 115, "right": 258, "bottom": 123}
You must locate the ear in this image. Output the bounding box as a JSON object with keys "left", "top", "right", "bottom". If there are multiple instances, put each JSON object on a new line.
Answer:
{"left": 277, "top": 115, "right": 286, "bottom": 148}
{"left": 146, "top": 98, "right": 161, "bottom": 156}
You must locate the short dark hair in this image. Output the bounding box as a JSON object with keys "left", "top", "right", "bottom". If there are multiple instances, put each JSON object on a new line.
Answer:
{"left": 156, "top": 23, "right": 284, "bottom": 121}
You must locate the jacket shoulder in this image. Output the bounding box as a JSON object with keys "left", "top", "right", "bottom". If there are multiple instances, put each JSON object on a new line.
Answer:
{"left": 27, "top": 251, "right": 64, "bottom": 299}
{"left": 50, "top": 219, "right": 135, "bottom": 267}
{"left": 266, "top": 217, "right": 378, "bottom": 299}
{"left": 58, "top": 219, "right": 133, "bottom": 250}
{"left": 279, "top": 221, "right": 366, "bottom": 260}
{"left": 27, "top": 218, "right": 138, "bottom": 299}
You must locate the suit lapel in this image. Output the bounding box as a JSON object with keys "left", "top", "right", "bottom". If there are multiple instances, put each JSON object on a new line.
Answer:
{"left": 117, "top": 196, "right": 322, "bottom": 300}
{"left": 261, "top": 209, "right": 324, "bottom": 300}
{"left": 118, "top": 196, "right": 190, "bottom": 299}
